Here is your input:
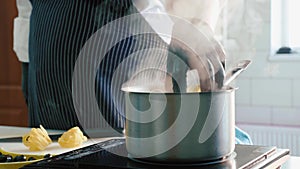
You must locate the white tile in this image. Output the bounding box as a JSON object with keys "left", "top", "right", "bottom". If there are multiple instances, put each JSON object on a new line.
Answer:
{"left": 233, "top": 55, "right": 300, "bottom": 79}
{"left": 252, "top": 78, "right": 292, "bottom": 106}
{"left": 247, "top": 0, "right": 271, "bottom": 22}
{"left": 272, "top": 107, "right": 300, "bottom": 126}
{"left": 235, "top": 78, "right": 251, "bottom": 105}
{"left": 253, "top": 23, "right": 270, "bottom": 52}
{"left": 293, "top": 80, "right": 300, "bottom": 107}
{"left": 226, "top": 52, "right": 271, "bottom": 79}
{"left": 225, "top": 52, "right": 251, "bottom": 71}
{"left": 249, "top": 54, "right": 297, "bottom": 78}
{"left": 227, "top": 51, "right": 300, "bottom": 79}
{"left": 266, "top": 62, "right": 300, "bottom": 78}
{"left": 226, "top": 4, "right": 270, "bottom": 53}
{"left": 240, "top": 54, "right": 268, "bottom": 78}
{"left": 236, "top": 105, "right": 272, "bottom": 124}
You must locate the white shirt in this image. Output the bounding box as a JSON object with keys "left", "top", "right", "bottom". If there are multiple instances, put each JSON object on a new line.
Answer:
{"left": 13, "top": 0, "right": 225, "bottom": 63}
{"left": 133, "top": 0, "right": 173, "bottom": 44}
{"left": 13, "top": 0, "right": 32, "bottom": 62}
{"left": 13, "top": 0, "right": 172, "bottom": 63}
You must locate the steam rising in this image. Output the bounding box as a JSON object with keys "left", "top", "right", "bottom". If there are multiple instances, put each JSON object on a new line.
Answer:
{"left": 164, "top": 0, "right": 264, "bottom": 72}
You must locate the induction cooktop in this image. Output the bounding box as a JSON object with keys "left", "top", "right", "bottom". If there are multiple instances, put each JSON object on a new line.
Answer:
{"left": 21, "top": 138, "right": 289, "bottom": 169}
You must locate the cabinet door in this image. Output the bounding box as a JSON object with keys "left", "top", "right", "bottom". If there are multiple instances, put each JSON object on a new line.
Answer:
{"left": 0, "top": 0, "right": 28, "bottom": 127}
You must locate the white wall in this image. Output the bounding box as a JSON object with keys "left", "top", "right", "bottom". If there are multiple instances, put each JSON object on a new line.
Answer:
{"left": 223, "top": 0, "right": 300, "bottom": 127}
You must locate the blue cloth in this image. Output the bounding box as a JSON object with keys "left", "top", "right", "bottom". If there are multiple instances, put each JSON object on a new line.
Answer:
{"left": 235, "top": 127, "right": 253, "bottom": 145}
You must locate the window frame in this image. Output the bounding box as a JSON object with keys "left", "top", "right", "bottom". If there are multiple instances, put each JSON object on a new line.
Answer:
{"left": 270, "top": 0, "right": 300, "bottom": 61}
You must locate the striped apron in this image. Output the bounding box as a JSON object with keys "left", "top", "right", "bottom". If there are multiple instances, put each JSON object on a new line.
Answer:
{"left": 27, "top": 0, "right": 167, "bottom": 131}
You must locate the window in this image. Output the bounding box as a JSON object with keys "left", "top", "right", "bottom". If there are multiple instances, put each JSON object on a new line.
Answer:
{"left": 270, "top": 0, "right": 300, "bottom": 61}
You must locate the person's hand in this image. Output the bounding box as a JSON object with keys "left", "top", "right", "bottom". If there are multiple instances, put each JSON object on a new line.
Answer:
{"left": 167, "top": 20, "right": 225, "bottom": 92}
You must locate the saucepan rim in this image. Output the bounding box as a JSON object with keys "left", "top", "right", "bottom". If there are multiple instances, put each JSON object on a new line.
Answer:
{"left": 121, "top": 86, "right": 237, "bottom": 94}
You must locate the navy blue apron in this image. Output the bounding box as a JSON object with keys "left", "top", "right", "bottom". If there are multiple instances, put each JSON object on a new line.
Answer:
{"left": 26, "top": 0, "right": 167, "bottom": 131}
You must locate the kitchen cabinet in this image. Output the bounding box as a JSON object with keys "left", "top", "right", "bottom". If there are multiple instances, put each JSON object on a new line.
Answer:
{"left": 0, "top": 1, "right": 28, "bottom": 126}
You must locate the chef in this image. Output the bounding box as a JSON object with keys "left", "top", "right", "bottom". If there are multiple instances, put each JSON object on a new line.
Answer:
{"left": 13, "top": 0, "right": 252, "bottom": 144}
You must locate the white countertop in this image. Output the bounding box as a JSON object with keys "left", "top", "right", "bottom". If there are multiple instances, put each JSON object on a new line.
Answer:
{"left": 281, "top": 156, "right": 300, "bottom": 169}
{"left": 0, "top": 138, "right": 114, "bottom": 155}
{"left": 0, "top": 125, "right": 115, "bottom": 155}
{"left": 0, "top": 125, "right": 299, "bottom": 168}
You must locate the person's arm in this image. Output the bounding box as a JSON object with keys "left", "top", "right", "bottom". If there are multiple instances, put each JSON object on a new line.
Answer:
{"left": 130, "top": 0, "right": 226, "bottom": 92}
{"left": 132, "top": 0, "right": 173, "bottom": 44}
{"left": 13, "top": 0, "right": 32, "bottom": 63}
{"left": 163, "top": 0, "right": 226, "bottom": 92}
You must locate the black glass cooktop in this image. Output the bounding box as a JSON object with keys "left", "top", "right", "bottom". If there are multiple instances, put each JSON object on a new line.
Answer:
{"left": 21, "top": 138, "right": 289, "bottom": 169}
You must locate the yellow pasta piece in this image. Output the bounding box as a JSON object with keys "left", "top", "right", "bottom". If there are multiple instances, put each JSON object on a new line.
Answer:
{"left": 58, "top": 126, "right": 87, "bottom": 148}
{"left": 187, "top": 85, "right": 201, "bottom": 92}
{"left": 22, "top": 125, "right": 52, "bottom": 151}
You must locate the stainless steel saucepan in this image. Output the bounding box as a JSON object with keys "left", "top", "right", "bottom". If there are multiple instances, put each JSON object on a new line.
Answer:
{"left": 123, "top": 87, "right": 236, "bottom": 163}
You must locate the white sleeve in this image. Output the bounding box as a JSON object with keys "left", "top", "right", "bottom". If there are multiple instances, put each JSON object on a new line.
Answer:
{"left": 13, "top": 0, "right": 32, "bottom": 63}
{"left": 132, "top": 0, "right": 174, "bottom": 44}
{"left": 164, "top": 0, "right": 226, "bottom": 32}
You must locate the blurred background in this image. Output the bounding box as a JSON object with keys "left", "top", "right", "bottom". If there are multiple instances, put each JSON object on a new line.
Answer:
{"left": 0, "top": 0, "right": 299, "bottom": 155}
{"left": 218, "top": 0, "right": 300, "bottom": 156}
{"left": 0, "top": 1, "right": 27, "bottom": 127}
